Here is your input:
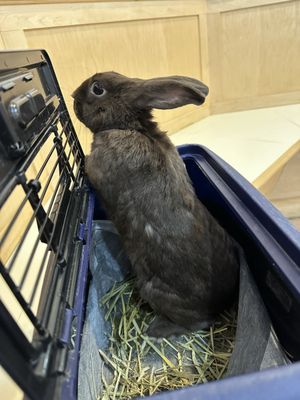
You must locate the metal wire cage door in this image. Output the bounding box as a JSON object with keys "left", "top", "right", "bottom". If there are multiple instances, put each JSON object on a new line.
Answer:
{"left": 0, "top": 50, "right": 93, "bottom": 400}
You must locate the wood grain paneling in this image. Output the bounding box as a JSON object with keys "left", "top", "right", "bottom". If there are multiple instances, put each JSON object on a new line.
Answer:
{"left": 222, "top": 2, "right": 300, "bottom": 98}
{"left": 0, "top": 0, "right": 182, "bottom": 4}
{"left": 0, "top": 0, "right": 291, "bottom": 9}
{"left": 0, "top": 2, "right": 204, "bottom": 31}
{"left": 207, "top": 0, "right": 292, "bottom": 12}
{"left": 265, "top": 150, "right": 300, "bottom": 231}
{"left": 211, "top": 89, "right": 300, "bottom": 114}
{"left": 1, "top": 30, "right": 28, "bottom": 48}
{"left": 264, "top": 150, "right": 300, "bottom": 199}
{"left": 208, "top": 0, "right": 300, "bottom": 112}
{"left": 253, "top": 140, "right": 300, "bottom": 191}
{"left": 0, "top": 0, "right": 128, "bottom": 3}
{"left": 25, "top": 16, "right": 204, "bottom": 152}
{"left": 0, "top": 33, "right": 5, "bottom": 49}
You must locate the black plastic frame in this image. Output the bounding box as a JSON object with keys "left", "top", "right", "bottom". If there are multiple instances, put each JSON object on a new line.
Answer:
{"left": 0, "top": 50, "right": 90, "bottom": 400}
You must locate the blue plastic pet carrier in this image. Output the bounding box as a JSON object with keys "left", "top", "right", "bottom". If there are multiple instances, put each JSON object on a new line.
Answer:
{"left": 0, "top": 50, "right": 300, "bottom": 400}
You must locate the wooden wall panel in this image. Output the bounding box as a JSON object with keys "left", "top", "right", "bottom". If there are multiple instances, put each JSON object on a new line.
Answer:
{"left": 25, "top": 15, "right": 205, "bottom": 152}
{"left": 207, "top": 0, "right": 292, "bottom": 12}
{"left": 0, "top": 30, "right": 28, "bottom": 48}
{"left": 209, "top": 0, "right": 300, "bottom": 113}
{"left": 0, "top": 34, "right": 5, "bottom": 49}
{"left": 222, "top": 2, "right": 300, "bottom": 98}
{"left": 0, "top": 2, "right": 203, "bottom": 32}
{"left": 1, "top": 1, "right": 163, "bottom": 3}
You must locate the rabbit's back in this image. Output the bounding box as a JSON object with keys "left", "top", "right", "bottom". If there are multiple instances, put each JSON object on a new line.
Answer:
{"left": 86, "top": 129, "right": 239, "bottom": 323}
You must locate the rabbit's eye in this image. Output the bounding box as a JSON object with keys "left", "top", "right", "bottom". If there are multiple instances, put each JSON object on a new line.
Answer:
{"left": 91, "top": 82, "right": 106, "bottom": 97}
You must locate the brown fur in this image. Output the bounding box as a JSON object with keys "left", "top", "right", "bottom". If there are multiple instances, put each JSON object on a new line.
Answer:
{"left": 73, "top": 72, "right": 239, "bottom": 337}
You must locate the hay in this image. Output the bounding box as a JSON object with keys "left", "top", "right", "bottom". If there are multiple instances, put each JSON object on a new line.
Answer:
{"left": 98, "top": 278, "right": 236, "bottom": 400}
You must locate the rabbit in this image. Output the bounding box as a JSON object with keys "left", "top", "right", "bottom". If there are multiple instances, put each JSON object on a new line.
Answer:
{"left": 72, "top": 72, "right": 239, "bottom": 338}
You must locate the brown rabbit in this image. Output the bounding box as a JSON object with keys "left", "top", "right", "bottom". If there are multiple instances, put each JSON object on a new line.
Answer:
{"left": 72, "top": 72, "right": 239, "bottom": 337}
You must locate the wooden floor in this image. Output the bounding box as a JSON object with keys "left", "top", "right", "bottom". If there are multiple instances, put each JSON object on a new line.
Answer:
{"left": 265, "top": 151, "right": 300, "bottom": 231}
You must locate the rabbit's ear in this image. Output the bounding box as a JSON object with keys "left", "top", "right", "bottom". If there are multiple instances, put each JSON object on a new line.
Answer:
{"left": 136, "top": 76, "right": 209, "bottom": 110}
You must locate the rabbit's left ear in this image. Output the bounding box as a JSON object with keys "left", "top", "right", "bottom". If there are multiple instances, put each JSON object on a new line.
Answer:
{"left": 135, "top": 76, "right": 209, "bottom": 110}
